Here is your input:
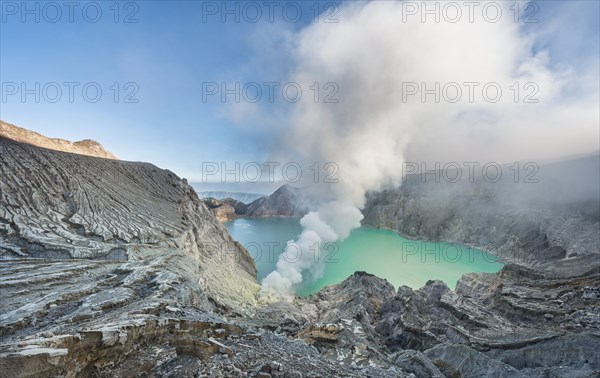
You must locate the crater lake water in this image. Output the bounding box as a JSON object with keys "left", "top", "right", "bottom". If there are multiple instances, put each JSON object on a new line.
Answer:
{"left": 226, "top": 217, "right": 503, "bottom": 296}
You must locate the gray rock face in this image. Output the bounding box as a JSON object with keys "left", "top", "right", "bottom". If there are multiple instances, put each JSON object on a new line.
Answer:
{"left": 203, "top": 197, "right": 248, "bottom": 222}
{"left": 424, "top": 344, "right": 526, "bottom": 378}
{"left": 0, "top": 137, "right": 261, "bottom": 376}
{"left": 251, "top": 265, "right": 598, "bottom": 377}
{"left": 0, "top": 137, "right": 258, "bottom": 310}
{"left": 245, "top": 184, "right": 306, "bottom": 218}
{"left": 293, "top": 270, "right": 598, "bottom": 377}
{"left": 393, "top": 349, "right": 445, "bottom": 378}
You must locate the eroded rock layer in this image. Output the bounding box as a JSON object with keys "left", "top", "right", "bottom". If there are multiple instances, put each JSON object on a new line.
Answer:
{"left": 0, "top": 137, "right": 263, "bottom": 376}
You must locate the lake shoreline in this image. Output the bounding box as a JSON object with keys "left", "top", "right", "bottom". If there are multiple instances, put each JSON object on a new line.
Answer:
{"left": 226, "top": 217, "right": 504, "bottom": 296}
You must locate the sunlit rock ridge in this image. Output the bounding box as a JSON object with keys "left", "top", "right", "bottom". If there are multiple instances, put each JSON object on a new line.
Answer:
{"left": 0, "top": 121, "right": 118, "bottom": 160}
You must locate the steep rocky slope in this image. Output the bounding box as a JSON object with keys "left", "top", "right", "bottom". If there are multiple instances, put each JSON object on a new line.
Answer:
{"left": 0, "top": 121, "right": 117, "bottom": 160}
{"left": 0, "top": 136, "right": 262, "bottom": 376}
{"left": 244, "top": 184, "right": 306, "bottom": 218}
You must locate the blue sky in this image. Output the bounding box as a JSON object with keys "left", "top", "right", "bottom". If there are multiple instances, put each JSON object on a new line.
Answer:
{"left": 1, "top": 1, "right": 598, "bottom": 183}
{"left": 1, "top": 1, "right": 340, "bottom": 178}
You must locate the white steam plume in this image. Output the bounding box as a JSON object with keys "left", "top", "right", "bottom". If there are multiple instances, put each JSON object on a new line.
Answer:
{"left": 260, "top": 1, "right": 599, "bottom": 299}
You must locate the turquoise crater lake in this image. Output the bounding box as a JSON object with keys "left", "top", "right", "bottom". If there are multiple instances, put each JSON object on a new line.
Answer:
{"left": 226, "top": 218, "right": 503, "bottom": 296}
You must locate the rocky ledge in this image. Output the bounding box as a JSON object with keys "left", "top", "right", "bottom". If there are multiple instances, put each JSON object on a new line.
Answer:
{"left": 0, "top": 121, "right": 117, "bottom": 160}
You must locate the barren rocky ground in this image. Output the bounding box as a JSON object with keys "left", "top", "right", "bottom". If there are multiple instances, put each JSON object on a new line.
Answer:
{"left": 1, "top": 135, "right": 598, "bottom": 377}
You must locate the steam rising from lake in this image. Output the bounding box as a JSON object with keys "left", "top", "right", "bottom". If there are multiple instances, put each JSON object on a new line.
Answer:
{"left": 259, "top": 1, "right": 599, "bottom": 299}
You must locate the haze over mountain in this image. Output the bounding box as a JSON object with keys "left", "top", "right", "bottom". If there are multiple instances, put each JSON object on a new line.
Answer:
{"left": 195, "top": 190, "right": 264, "bottom": 204}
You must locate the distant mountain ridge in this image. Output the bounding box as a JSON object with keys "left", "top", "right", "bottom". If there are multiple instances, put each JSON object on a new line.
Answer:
{"left": 0, "top": 120, "right": 117, "bottom": 159}
{"left": 202, "top": 184, "right": 307, "bottom": 221}
{"left": 244, "top": 184, "right": 306, "bottom": 217}
{"left": 196, "top": 190, "right": 265, "bottom": 204}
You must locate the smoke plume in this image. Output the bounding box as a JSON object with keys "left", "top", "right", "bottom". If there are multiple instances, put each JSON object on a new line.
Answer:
{"left": 260, "top": 1, "right": 599, "bottom": 299}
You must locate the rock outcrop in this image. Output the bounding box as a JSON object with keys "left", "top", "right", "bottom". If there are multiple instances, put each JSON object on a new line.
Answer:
{"left": 245, "top": 184, "right": 306, "bottom": 218}
{"left": 203, "top": 197, "right": 248, "bottom": 222}
{"left": 253, "top": 269, "right": 600, "bottom": 377}
{"left": 0, "top": 136, "right": 263, "bottom": 376}
{"left": 0, "top": 121, "right": 117, "bottom": 160}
